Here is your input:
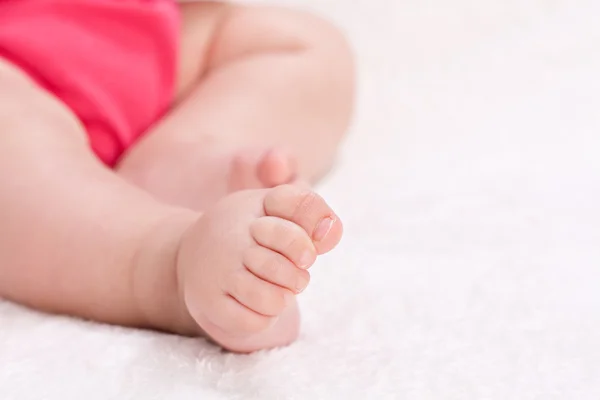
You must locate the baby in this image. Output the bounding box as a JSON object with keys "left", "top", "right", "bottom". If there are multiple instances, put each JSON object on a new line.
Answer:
{"left": 0, "top": 1, "right": 353, "bottom": 352}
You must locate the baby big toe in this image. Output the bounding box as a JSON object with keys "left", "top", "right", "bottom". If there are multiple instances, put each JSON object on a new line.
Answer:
{"left": 263, "top": 185, "right": 343, "bottom": 254}
{"left": 257, "top": 149, "right": 297, "bottom": 187}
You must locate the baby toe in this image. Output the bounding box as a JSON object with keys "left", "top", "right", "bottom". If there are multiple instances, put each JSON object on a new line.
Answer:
{"left": 263, "top": 185, "right": 343, "bottom": 254}
{"left": 227, "top": 269, "right": 293, "bottom": 317}
{"left": 250, "top": 216, "right": 317, "bottom": 269}
{"left": 213, "top": 296, "right": 278, "bottom": 336}
{"left": 244, "top": 245, "right": 310, "bottom": 294}
{"left": 257, "top": 149, "right": 297, "bottom": 187}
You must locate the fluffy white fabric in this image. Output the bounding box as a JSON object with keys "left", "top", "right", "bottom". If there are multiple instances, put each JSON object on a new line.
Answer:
{"left": 2, "top": 0, "right": 599, "bottom": 398}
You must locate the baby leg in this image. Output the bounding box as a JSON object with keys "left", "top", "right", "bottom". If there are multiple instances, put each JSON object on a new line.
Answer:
{"left": 0, "top": 60, "right": 198, "bottom": 335}
{"left": 0, "top": 61, "right": 343, "bottom": 352}
{"left": 117, "top": 3, "right": 355, "bottom": 210}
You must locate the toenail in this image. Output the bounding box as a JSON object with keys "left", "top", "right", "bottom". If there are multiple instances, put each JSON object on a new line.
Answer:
{"left": 296, "top": 277, "right": 309, "bottom": 293}
{"left": 313, "top": 216, "right": 335, "bottom": 242}
{"left": 299, "top": 250, "right": 314, "bottom": 269}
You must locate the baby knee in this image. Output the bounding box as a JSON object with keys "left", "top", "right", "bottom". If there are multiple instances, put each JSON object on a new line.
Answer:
{"left": 212, "top": 5, "right": 355, "bottom": 71}
{"left": 264, "top": 8, "right": 353, "bottom": 56}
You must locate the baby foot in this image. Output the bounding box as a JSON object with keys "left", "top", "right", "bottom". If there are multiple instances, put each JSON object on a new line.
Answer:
{"left": 176, "top": 184, "right": 342, "bottom": 353}
{"left": 229, "top": 148, "right": 298, "bottom": 192}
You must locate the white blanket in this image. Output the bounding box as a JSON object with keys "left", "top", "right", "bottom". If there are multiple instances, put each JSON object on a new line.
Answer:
{"left": 2, "top": 0, "right": 599, "bottom": 398}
